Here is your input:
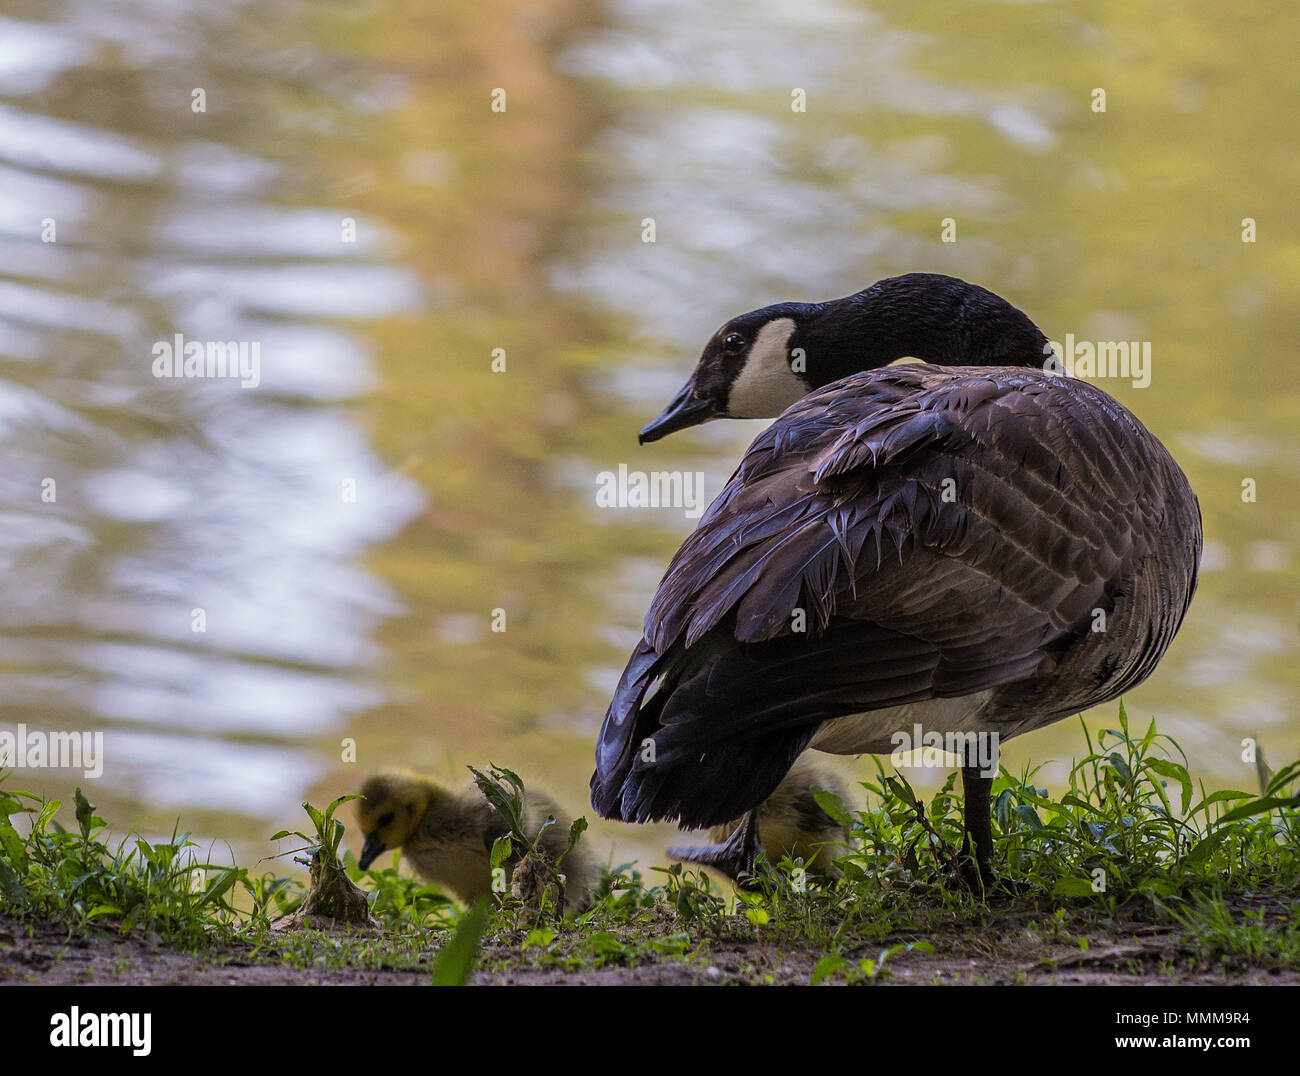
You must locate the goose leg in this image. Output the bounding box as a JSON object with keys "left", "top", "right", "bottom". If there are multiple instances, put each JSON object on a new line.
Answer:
{"left": 667, "top": 808, "right": 763, "bottom": 884}
{"left": 959, "top": 765, "right": 994, "bottom": 890}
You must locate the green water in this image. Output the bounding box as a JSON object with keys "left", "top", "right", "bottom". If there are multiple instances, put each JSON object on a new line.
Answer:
{"left": 0, "top": 0, "right": 1295, "bottom": 866}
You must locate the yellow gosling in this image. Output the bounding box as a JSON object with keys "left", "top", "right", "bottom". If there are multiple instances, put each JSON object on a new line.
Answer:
{"left": 355, "top": 770, "right": 597, "bottom": 910}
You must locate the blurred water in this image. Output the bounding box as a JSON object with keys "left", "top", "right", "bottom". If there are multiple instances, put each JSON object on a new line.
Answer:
{"left": 0, "top": 0, "right": 1296, "bottom": 863}
{"left": 0, "top": 1, "right": 425, "bottom": 844}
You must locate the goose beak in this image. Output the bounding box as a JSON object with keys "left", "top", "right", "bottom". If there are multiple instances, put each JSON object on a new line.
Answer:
{"left": 358, "top": 834, "right": 386, "bottom": 870}
{"left": 639, "top": 378, "right": 717, "bottom": 444}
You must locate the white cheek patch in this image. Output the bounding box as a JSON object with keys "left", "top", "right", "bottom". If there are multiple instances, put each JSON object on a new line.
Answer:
{"left": 726, "top": 317, "right": 804, "bottom": 419}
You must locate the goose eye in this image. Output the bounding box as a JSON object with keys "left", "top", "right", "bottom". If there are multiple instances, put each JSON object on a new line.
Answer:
{"left": 377, "top": 812, "right": 395, "bottom": 828}
{"left": 723, "top": 332, "right": 745, "bottom": 353}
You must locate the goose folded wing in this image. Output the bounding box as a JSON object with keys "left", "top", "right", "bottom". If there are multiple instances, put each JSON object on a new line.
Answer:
{"left": 648, "top": 368, "right": 1143, "bottom": 656}
{"left": 594, "top": 368, "right": 1155, "bottom": 824}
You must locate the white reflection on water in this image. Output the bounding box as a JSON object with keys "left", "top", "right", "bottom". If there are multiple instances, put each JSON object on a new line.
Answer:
{"left": 108, "top": 729, "right": 325, "bottom": 818}
{"left": 0, "top": 101, "right": 160, "bottom": 180}
{"left": 0, "top": 16, "right": 93, "bottom": 94}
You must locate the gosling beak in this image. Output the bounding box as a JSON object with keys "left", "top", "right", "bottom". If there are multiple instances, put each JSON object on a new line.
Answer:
{"left": 638, "top": 378, "right": 717, "bottom": 444}
{"left": 358, "top": 834, "right": 386, "bottom": 870}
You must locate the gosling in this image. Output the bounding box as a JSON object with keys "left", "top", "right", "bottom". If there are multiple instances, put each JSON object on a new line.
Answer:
{"left": 356, "top": 770, "right": 598, "bottom": 910}
{"left": 669, "top": 759, "right": 852, "bottom": 879}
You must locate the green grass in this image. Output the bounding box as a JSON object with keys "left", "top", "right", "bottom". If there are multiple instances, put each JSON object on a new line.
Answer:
{"left": 2, "top": 705, "right": 1298, "bottom": 984}
{"left": 0, "top": 785, "right": 255, "bottom": 947}
{"left": 834, "top": 706, "right": 1300, "bottom": 905}
{"left": 1163, "top": 893, "right": 1300, "bottom": 971}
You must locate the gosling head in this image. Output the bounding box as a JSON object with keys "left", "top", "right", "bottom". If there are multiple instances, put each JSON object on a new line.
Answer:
{"left": 637, "top": 273, "right": 1049, "bottom": 443}
{"left": 356, "top": 770, "right": 441, "bottom": 870}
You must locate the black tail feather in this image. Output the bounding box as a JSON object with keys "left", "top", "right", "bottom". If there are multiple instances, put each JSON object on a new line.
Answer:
{"left": 590, "top": 635, "right": 821, "bottom": 828}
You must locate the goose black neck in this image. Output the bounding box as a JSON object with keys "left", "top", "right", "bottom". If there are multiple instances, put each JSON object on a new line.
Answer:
{"left": 800, "top": 273, "right": 1050, "bottom": 387}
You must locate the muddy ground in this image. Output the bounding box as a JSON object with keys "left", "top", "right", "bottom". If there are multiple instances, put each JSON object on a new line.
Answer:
{"left": 2, "top": 902, "right": 1294, "bottom": 986}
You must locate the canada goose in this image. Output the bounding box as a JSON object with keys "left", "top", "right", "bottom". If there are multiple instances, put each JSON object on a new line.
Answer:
{"left": 669, "top": 759, "right": 851, "bottom": 878}
{"left": 357, "top": 770, "right": 598, "bottom": 910}
{"left": 591, "top": 273, "right": 1201, "bottom": 885}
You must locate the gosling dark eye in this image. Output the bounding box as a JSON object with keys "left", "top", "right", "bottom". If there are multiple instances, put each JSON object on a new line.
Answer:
{"left": 723, "top": 332, "right": 745, "bottom": 354}
{"left": 377, "top": 812, "right": 395, "bottom": 828}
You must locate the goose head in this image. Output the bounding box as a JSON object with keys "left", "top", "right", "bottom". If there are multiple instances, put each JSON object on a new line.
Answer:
{"left": 638, "top": 272, "right": 1050, "bottom": 443}
{"left": 356, "top": 769, "right": 442, "bottom": 869}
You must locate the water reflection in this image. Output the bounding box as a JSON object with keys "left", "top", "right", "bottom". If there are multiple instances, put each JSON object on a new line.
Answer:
{"left": 0, "top": 1, "right": 423, "bottom": 845}
{"left": 0, "top": 0, "right": 1296, "bottom": 867}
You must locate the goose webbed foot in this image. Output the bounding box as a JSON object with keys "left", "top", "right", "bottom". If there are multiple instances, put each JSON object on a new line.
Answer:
{"left": 668, "top": 808, "right": 764, "bottom": 887}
